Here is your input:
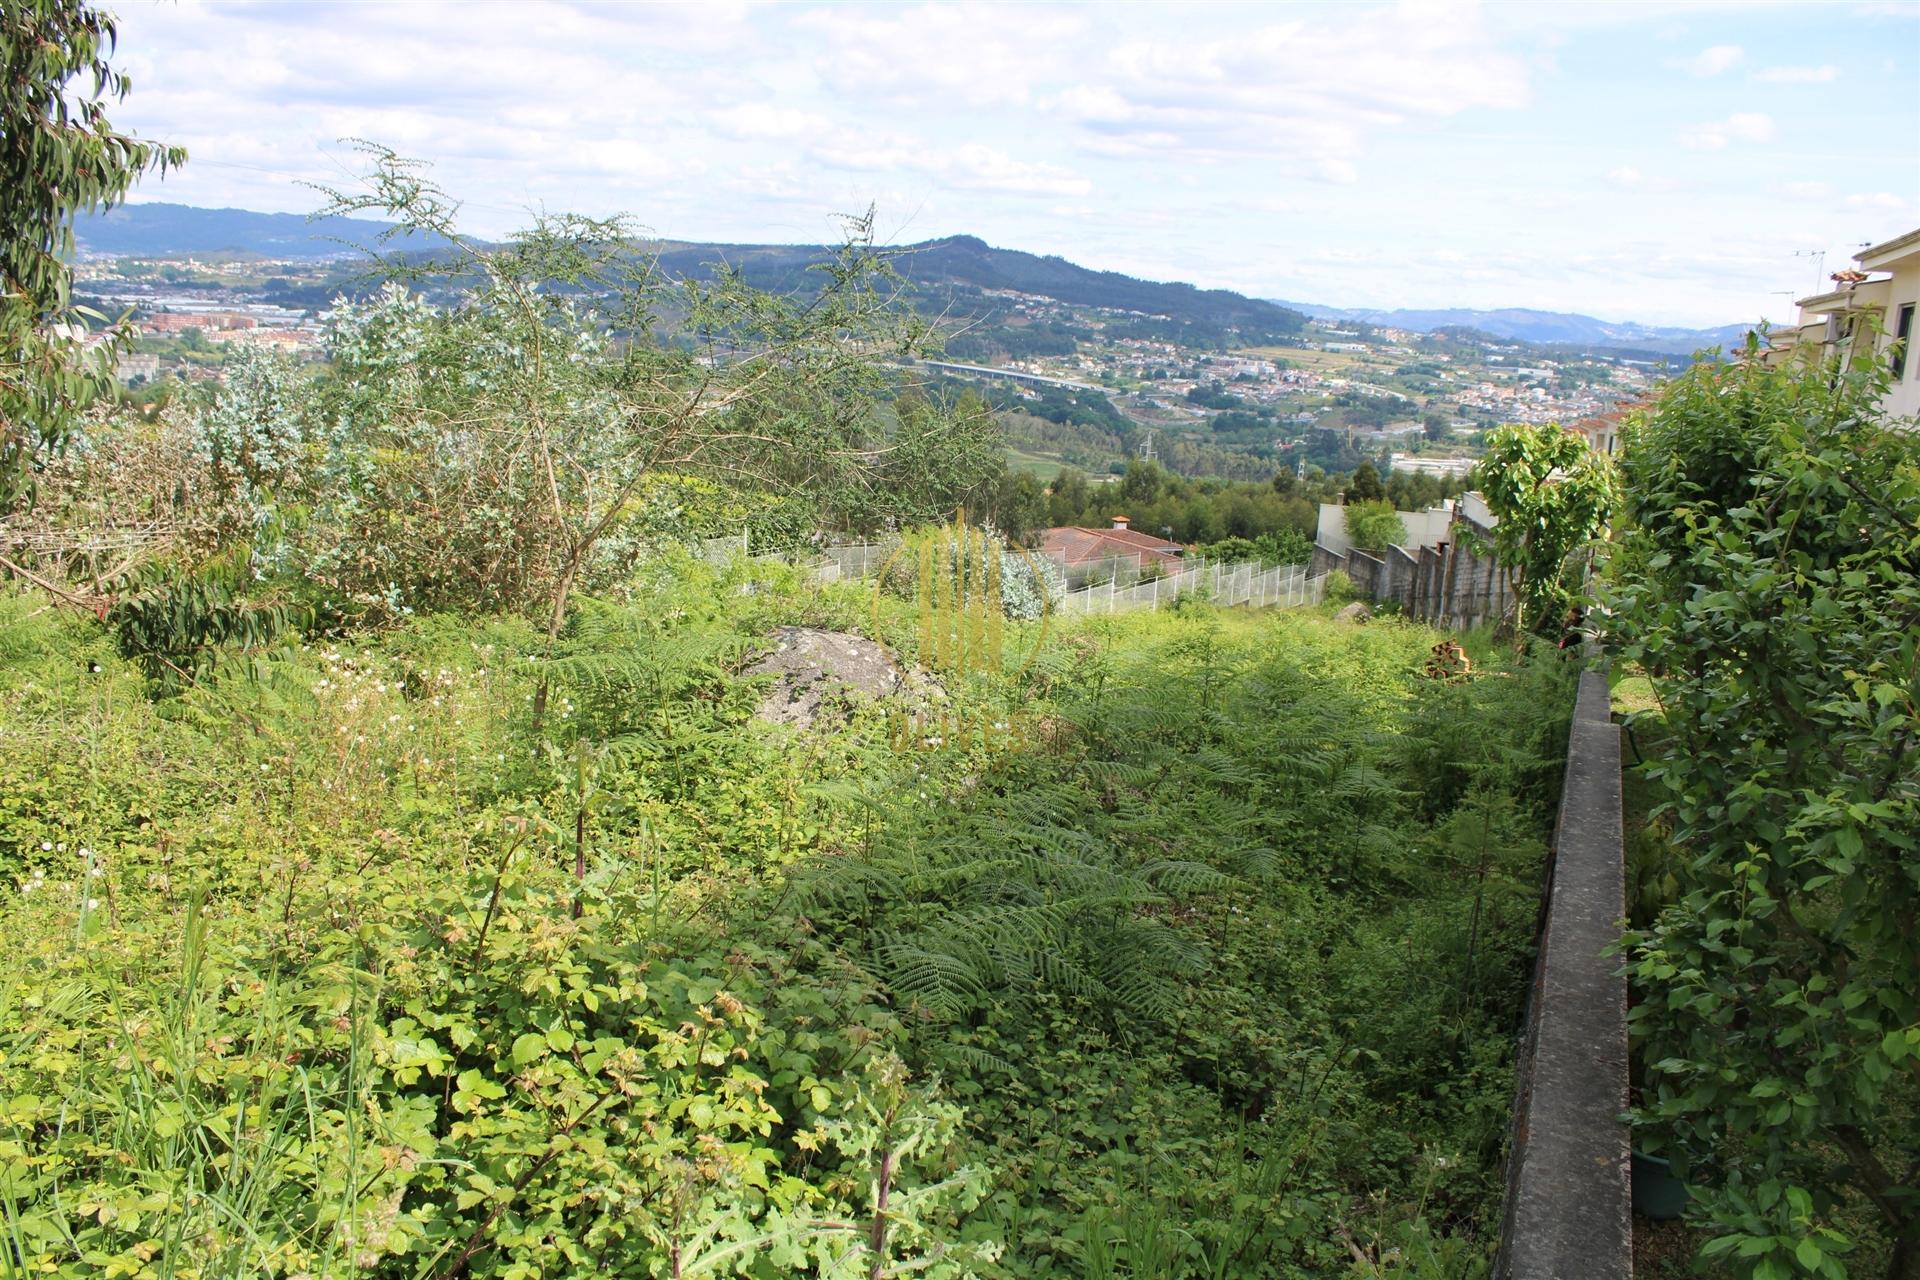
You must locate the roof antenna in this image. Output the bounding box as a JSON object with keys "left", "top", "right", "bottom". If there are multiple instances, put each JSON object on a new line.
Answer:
{"left": 1792, "top": 248, "right": 1826, "bottom": 292}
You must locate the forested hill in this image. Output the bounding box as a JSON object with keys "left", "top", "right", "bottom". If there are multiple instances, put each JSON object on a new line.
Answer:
{"left": 647, "top": 234, "right": 1308, "bottom": 346}
{"left": 74, "top": 202, "right": 438, "bottom": 258}
{"left": 76, "top": 204, "right": 1306, "bottom": 346}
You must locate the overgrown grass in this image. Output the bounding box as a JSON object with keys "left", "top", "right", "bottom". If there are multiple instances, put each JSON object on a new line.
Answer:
{"left": 0, "top": 565, "right": 1577, "bottom": 1278}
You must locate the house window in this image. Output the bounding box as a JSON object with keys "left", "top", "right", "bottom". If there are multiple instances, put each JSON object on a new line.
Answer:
{"left": 1894, "top": 303, "right": 1916, "bottom": 381}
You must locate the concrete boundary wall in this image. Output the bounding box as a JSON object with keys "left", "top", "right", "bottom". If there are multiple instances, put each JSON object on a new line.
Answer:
{"left": 1311, "top": 512, "right": 1513, "bottom": 633}
{"left": 1495, "top": 667, "right": 1631, "bottom": 1280}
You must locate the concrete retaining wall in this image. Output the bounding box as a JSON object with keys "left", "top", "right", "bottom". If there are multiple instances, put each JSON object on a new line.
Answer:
{"left": 1494, "top": 667, "right": 1630, "bottom": 1280}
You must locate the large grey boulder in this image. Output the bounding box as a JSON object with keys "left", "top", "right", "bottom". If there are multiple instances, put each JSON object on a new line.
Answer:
{"left": 745, "top": 627, "right": 937, "bottom": 730}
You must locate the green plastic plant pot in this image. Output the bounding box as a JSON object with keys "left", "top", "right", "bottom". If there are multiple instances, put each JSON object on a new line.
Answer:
{"left": 1631, "top": 1150, "right": 1690, "bottom": 1221}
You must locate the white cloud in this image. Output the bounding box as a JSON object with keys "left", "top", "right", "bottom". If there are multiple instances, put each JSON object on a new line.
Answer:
{"left": 1781, "top": 180, "right": 1833, "bottom": 199}
{"left": 1235, "top": 196, "right": 1299, "bottom": 214}
{"left": 1606, "top": 166, "right": 1679, "bottom": 193}
{"left": 1042, "top": 1, "right": 1530, "bottom": 186}
{"left": 1845, "top": 191, "right": 1910, "bottom": 210}
{"left": 1680, "top": 112, "right": 1777, "bottom": 149}
{"left": 1726, "top": 113, "right": 1779, "bottom": 142}
{"left": 808, "top": 132, "right": 928, "bottom": 174}
{"left": 796, "top": 3, "right": 1084, "bottom": 108}
{"left": 947, "top": 143, "right": 1091, "bottom": 196}
{"left": 1754, "top": 64, "right": 1838, "bottom": 83}
{"left": 1317, "top": 157, "right": 1360, "bottom": 186}
{"left": 1677, "top": 44, "right": 1744, "bottom": 77}
{"left": 808, "top": 131, "right": 1089, "bottom": 197}
{"left": 709, "top": 104, "right": 832, "bottom": 142}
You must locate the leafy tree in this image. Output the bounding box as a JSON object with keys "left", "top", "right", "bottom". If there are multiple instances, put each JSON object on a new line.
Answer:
{"left": 864, "top": 388, "right": 1005, "bottom": 528}
{"left": 988, "top": 467, "right": 1050, "bottom": 544}
{"left": 1119, "top": 457, "right": 1168, "bottom": 505}
{"left": 1605, "top": 346, "right": 1920, "bottom": 1280}
{"left": 1343, "top": 499, "right": 1406, "bottom": 553}
{"left": 1469, "top": 422, "right": 1615, "bottom": 636}
{"left": 1, "top": 0, "right": 181, "bottom": 508}
{"left": 1385, "top": 467, "right": 1465, "bottom": 514}
{"left": 1047, "top": 465, "right": 1092, "bottom": 526}
{"left": 1259, "top": 527, "right": 1314, "bottom": 565}
{"left": 1343, "top": 460, "right": 1385, "bottom": 503}
{"left": 280, "top": 144, "right": 937, "bottom": 638}
{"left": 1304, "top": 427, "right": 1363, "bottom": 474}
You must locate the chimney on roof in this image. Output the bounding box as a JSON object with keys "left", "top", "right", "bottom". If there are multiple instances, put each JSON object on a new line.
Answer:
{"left": 1111, "top": 514, "right": 1130, "bottom": 530}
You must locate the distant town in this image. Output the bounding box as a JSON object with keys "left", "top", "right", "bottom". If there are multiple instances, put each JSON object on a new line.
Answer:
{"left": 73, "top": 234, "right": 1677, "bottom": 485}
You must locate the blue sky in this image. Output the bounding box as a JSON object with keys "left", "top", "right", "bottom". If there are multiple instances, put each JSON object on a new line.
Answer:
{"left": 109, "top": 0, "right": 1920, "bottom": 328}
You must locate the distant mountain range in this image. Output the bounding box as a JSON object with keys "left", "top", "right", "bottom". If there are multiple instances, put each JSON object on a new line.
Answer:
{"left": 646, "top": 234, "right": 1307, "bottom": 344}
{"left": 1271, "top": 300, "right": 1751, "bottom": 356}
{"left": 76, "top": 203, "right": 1745, "bottom": 356}
{"left": 75, "top": 203, "right": 431, "bottom": 258}
{"left": 77, "top": 204, "right": 1307, "bottom": 345}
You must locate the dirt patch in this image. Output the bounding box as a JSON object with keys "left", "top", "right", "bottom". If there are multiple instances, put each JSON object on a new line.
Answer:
{"left": 744, "top": 627, "right": 936, "bottom": 730}
{"left": 1634, "top": 1217, "right": 1726, "bottom": 1279}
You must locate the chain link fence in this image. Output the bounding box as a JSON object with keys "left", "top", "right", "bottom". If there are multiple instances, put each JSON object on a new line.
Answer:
{"left": 699, "top": 532, "right": 1327, "bottom": 618}
{"left": 1055, "top": 559, "right": 1326, "bottom": 616}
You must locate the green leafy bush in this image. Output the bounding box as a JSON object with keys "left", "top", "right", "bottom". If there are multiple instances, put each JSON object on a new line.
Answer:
{"left": 1343, "top": 501, "right": 1407, "bottom": 553}
{"left": 1604, "top": 346, "right": 1920, "bottom": 1279}
{"left": 1468, "top": 423, "right": 1614, "bottom": 637}
{"left": 1199, "top": 529, "right": 1314, "bottom": 568}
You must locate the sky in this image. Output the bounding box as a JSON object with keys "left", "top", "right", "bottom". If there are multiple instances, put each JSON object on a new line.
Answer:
{"left": 106, "top": 0, "right": 1920, "bottom": 329}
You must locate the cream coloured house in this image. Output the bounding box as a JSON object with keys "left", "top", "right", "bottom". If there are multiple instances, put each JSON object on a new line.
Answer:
{"left": 1769, "top": 227, "right": 1920, "bottom": 422}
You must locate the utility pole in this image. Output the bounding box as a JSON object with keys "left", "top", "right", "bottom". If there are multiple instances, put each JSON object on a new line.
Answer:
{"left": 1138, "top": 429, "right": 1156, "bottom": 463}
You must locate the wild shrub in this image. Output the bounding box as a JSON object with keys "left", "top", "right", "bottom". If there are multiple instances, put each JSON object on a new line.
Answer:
{"left": 790, "top": 606, "right": 1573, "bottom": 1275}
{"left": 0, "top": 566, "right": 1574, "bottom": 1278}
{"left": 1604, "top": 347, "right": 1920, "bottom": 1279}
{"left": 1343, "top": 500, "right": 1407, "bottom": 553}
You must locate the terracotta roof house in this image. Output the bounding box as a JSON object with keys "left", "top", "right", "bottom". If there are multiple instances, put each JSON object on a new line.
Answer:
{"left": 1040, "top": 516, "right": 1186, "bottom": 574}
{"left": 1566, "top": 410, "right": 1626, "bottom": 457}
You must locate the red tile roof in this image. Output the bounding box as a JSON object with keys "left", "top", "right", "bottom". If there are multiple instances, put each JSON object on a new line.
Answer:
{"left": 1040, "top": 525, "right": 1186, "bottom": 567}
